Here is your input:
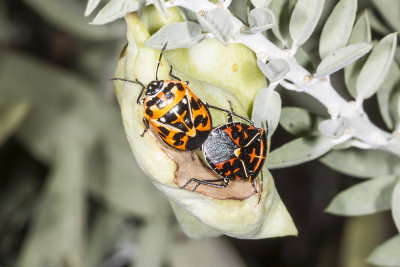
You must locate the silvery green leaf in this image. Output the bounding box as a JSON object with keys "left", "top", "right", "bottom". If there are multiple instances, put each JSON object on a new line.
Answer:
{"left": 320, "top": 148, "right": 400, "bottom": 178}
{"left": 377, "top": 62, "right": 400, "bottom": 129}
{"left": 372, "top": 0, "right": 400, "bottom": 32}
{"left": 356, "top": 33, "right": 398, "bottom": 100}
{"left": 295, "top": 47, "right": 314, "bottom": 72}
{"left": 228, "top": 0, "right": 249, "bottom": 24}
{"left": 319, "top": 0, "right": 357, "bottom": 59}
{"left": 0, "top": 100, "right": 30, "bottom": 145}
{"left": 344, "top": 12, "right": 372, "bottom": 98}
{"left": 280, "top": 107, "right": 324, "bottom": 137}
{"left": 251, "top": 0, "right": 271, "bottom": 8}
{"left": 268, "top": 135, "right": 335, "bottom": 169}
{"left": 242, "top": 8, "right": 274, "bottom": 34}
{"left": 91, "top": 0, "right": 145, "bottom": 25}
{"left": 269, "top": 0, "right": 288, "bottom": 43}
{"left": 289, "top": 0, "right": 325, "bottom": 47}
{"left": 251, "top": 86, "right": 282, "bottom": 138}
{"left": 391, "top": 90, "right": 400, "bottom": 130}
{"left": 257, "top": 58, "right": 289, "bottom": 82}
{"left": 326, "top": 176, "right": 397, "bottom": 216}
{"left": 396, "top": 46, "right": 400, "bottom": 64}
{"left": 367, "top": 8, "right": 391, "bottom": 35}
{"left": 153, "top": 0, "right": 168, "bottom": 18}
{"left": 318, "top": 118, "right": 347, "bottom": 138}
{"left": 197, "top": 8, "right": 232, "bottom": 45}
{"left": 393, "top": 180, "right": 400, "bottom": 232}
{"left": 367, "top": 235, "right": 400, "bottom": 266}
{"left": 315, "top": 43, "right": 372, "bottom": 78}
{"left": 178, "top": 7, "right": 199, "bottom": 23}
{"left": 145, "top": 22, "right": 204, "bottom": 50}
{"left": 85, "top": 0, "right": 101, "bottom": 16}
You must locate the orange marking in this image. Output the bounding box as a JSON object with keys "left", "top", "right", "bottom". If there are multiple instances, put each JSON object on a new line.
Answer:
{"left": 234, "top": 148, "right": 241, "bottom": 157}
{"left": 248, "top": 148, "right": 257, "bottom": 163}
{"left": 233, "top": 168, "right": 240, "bottom": 173}
{"left": 224, "top": 127, "right": 240, "bottom": 146}
{"left": 215, "top": 158, "right": 235, "bottom": 169}
{"left": 225, "top": 170, "right": 231, "bottom": 176}
{"left": 236, "top": 124, "right": 243, "bottom": 132}
{"left": 235, "top": 176, "right": 241, "bottom": 180}
{"left": 244, "top": 131, "right": 248, "bottom": 139}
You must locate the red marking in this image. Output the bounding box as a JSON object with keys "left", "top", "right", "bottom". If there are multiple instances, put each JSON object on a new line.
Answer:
{"left": 235, "top": 176, "right": 241, "bottom": 180}
{"left": 215, "top": 158, "right": 235, "bottom": 169}
{"left": 236, "top": 124, "right": 243, "bottom": 132}
{"left": 244, "top": 131, "right": 248, "bottom": 139}
{"left": 248, "top": 148, "right": 257, "bottom": 163}
{"left": 248, "top": 125, "right": 254, "bottom": 130}
{"left": 225, "top": 170, "right": 231, "bottom": 176}
{"left": 233, "top": 168, "right": 240, "bottom": 173}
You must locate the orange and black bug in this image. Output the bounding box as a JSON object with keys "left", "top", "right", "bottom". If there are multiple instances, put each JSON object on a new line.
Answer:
{"left": 181, "top": 103, "right": 268, "bottom": 198}
{"left": 111, "top": 43, "right": 215, "bottom": 151}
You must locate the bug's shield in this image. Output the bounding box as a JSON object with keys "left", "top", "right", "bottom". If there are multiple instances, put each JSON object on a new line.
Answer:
{"left": 113, "top": 11, "right": 297, "bottom": 239}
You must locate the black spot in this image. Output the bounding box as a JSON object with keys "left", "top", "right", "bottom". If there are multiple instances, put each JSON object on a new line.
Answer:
{"left": 176, "top": 83, "right": 185, "bottom": 91}
{"left": 194, "top": 115, "right": 208, "bottom": 127}
{"left": 158, "top": 126, "right": 170, "bottom": 136}
{"left": 145, "top": 108, "right": 153, "bottom": 117}
{"left": 190, "top": 97, "right": 200, "bottom": 110}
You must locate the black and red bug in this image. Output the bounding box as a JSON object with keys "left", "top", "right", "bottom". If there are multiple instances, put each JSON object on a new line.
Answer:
{"left": 181, "top": 103, "right": 268, "bottom": 197}
{"left": 111, "top": 43, "right": 220, "bottom": 151}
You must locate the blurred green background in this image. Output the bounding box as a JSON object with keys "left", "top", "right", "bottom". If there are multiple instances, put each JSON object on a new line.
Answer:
{"left": 0, "top": 0, "right": 398, "bottom": 267}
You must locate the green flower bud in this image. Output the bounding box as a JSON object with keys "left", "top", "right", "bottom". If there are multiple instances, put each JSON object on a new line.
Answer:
{"left": 114, "top": 10, "right": 297, "bottom": 239}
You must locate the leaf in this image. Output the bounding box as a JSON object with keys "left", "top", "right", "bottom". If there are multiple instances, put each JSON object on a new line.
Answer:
{"left": 269, "top": 0, "right": 289, "bottom": 44}
{"left": 344, "top": 11, "right": 371, "bottom": 98}
{"left": 257, "top": 58, "right": 290, "bottom": 82}
{"left": 320, "top": 148, "right": 400, "bottom": 178}
{"left": 279, "top": 107, "right": 325, "bottom": 137}
{"left": 0, "top": 99, "right": 30, "bottom": 145}
{"left": 242, "top": 8, "right": 275, "bottom": 34}
{"left": 228, "top": 0, "right": 249, "bottom": 24}
{"left": 289, "top": 0, "right": 325, "bottom": 47}
{"left": 178, "top": 7, "right": 199, "bottom": 23}
{"left": 251, "top": 86, "right": 282, "bottom": 138}
{"left": 17, "top": 143, "right": 86, "bottom": 267}
{"left": 356, "top": 33, "right": 398, "bottom": 100}
{"left": 319, "top": 0, "right": 357, "bottom": 59}
{"left": 153, "top": 0, "right": 168, "bottom": 18}
{"left": 92, "top": 0, "right": 145, "bottom": 25}
{"left": 372, "top": 0, "right": 400, "bottom": 32}
{"left": 84, "top": 0, "right": 101, "bottom": 16}
{"left": 24, "top": 0, "right": 120, "bottom": 40}
{"left": 318, "top": 117, "right": 348, "bottom": 138}
{"left": 295, "top": 47, "right": 314, "bottom": 72}
{"left": 367, "top": 235, "right": 400, "bottom": 266}
{"left": 197, "top": 8, "right": 233, "bottom": 45}
{"left": 377, "top": 62, "right": 400, "bottom": 130}
{"left": 145, "top": 22, "right": 204, "bottom": 50}
{"left": 393, "top": 180, "right": 400, "bottom": 232}
{"left": 390, "top": 90, "right": 400, "bottom": 130}
{"left": 326, "top": 176, "right": 397, "bottom": 216}
{"left": 250, "top": 0, "right": 272, "bottom": 8}
{"left": 367, "top": 8, "right": 391, "bottom": 35}
{"left": 315, "top": 43, "right": 372, "bottom": 78}
{"left": 268, "top": 135, "right": 335, "bottom": 169}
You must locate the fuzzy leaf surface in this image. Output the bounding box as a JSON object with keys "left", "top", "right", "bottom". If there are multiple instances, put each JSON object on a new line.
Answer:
{"left": 250, "top": 0, "right": 271, "bottom": 8}
{"left": 85, "top": 0, "right": 101, "bottom": 16}
{"left": 242, "top": 8, "right": 274, "bottom": 34}
{"left": 268, "top": 135, "right": 334, "bottom": 169}
{"left": 153, "top": 0, "right": 168, "bottom": 18}
{"left": 145, "top": 22, "right": 204, "bottom": 50}
{"left": 320, "top": 148, "right": 400, "bottom": 178}
{"left": 319, "top": 0, "right": 357, "bottom": 59}
{"left": 0, "top": 100, "right": 30, "bottom": 145}
{"left": 315, "top": 43, "right": 372, "bottom": 78}
{"left": 92, "top": 0, "right": 145, "bottom": 25}
{"left": 280, "top": 107, "right": 324, "bottom": 137}
{"left": 257, "top": 58, "right": 289, "bottom": 82}
{"left": 393, "top": 180, "right": 400, "bottom": 232}
{"left": 289, "top": 0, "right": 325, "bottom": 47}
{"left": 326, "top": 176, "right": 398, "bottom": 216}
{"left": 318, "top": 118, "right": 347, "bottom": 138}
{"left": 251, "top": 86, "right": 281, "bottom": 138}
{"left": 356, "top": 33, "right": 398, "bottom": 100}
{"left": 197, "top": 8, "right": 232, "bottom": 45}
{"left": 367, "top": 235, "right": 400, "bottom": 266}
{"left": 371, "top": 0, "right": 400, "bottom": 32}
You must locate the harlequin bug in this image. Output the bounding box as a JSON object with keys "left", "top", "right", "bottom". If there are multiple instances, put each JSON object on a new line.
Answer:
{"left": 111, "top": 43, "right": 216, "bottom": 151}
{"left": 181, "top": 103, "right": 268, "bottom": 199}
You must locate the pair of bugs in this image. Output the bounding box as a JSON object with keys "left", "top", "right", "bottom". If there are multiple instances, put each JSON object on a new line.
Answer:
{"left": 112, "top": 44, "right": 267, "bottom": 198}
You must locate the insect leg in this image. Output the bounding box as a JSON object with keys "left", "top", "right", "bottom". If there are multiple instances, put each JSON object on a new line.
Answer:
{"left": 258, "top": 171, "right": 264, "bottom": 204}
{"left": 180, "top": 178, "right": 228, "bottom": 192}
{"left": 169, "top": 66, "right": 181, "bottom": 81}
{"left": 109, "top": 78, "right": 146, "bottom": 104}
{"left": 140, "top": 118, "right": 150, "bottom": 137}
{"left": 206, "top": 102, "right": 254, "bottom": 125}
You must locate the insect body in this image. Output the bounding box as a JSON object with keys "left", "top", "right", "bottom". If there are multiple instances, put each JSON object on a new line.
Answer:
{"left": 181, "top": 104, "right": 267, "bottom": 195}
{"left": 111, "top": 43, "right": 212, "bottom": 151}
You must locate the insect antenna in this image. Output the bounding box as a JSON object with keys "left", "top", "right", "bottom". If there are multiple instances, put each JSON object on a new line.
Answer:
{"left": 156, "top": 42, "right": 168, "bottom": 81}
{"left": 110, "top": 78, "right": 146, "bottom": 104}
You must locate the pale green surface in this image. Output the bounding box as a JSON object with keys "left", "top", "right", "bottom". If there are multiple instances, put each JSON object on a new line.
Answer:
{"left": 24, "top": 0, "right": 121, "bottom": 40}
{"left": 377, "top": 62, "right": 400, "bottom": 130}
{"left": 251, "top": 86, "right": 281, "bottom": 138}
{"left": 320, "top": 148, "right": 400, "bottom": 178}
{"left": 279, "top": 107, "right": 324, "bottom": 137}
{"left": 116, "top": 13, "right": 297, "bottom": 239}
{"left": 344, "top": 11, "right": 371, "bottom": 98}
{"left": 84, "top": 0, "right": 101, "bottom": 16}
{"left": 371, "top": 0, "right": 400, "bottom": 32}
{"left": 140, "top": 5, "right": 183, "bottom": 35}
{"left": 289, "top": 0, "right": 325, "bottom": 47}
{"left": 145, "top": 22, "right": 204, "bottom": 50}
{"left": 243, "top": 8, "right": 274, "bottom": 34}
{"left": 268, "top": 135, "right": 335, "bottom": 169}
{"left": 318, "top": 118, "right": 346, "bottom": 138}
{"left": 153, "top": 0, "right": 168, "bottom": 18}
{"left": 0, "top": 100, "right": 30, "bottom": 146}
{"left": 197, "top": 8, "right": 232, "bottom": 45}
{"left": 319, "top": 0, "right": 357, "bottom": 59}
{"left": 92, "top": 0, "right": 145, "bottom": 25}
{"left": 250, "top": 0, "right": 272, "bottom": 8}
{"left": 392, "top": 181, "right": 400, "bottom": 232}
{"left": 315, "top": 43, "right": 372, "bottom": 78}
{"left": 367, "top": 235, "right": 400, "bottom": 267}
{"left": 367, "top": 8, "right": 391, "bottom": 35}
{"left": 326, "top": 176, "right": 398, "bottom": 216}
{"left": 257, "top": 58, "right": 290, "bottom": 82}
{"left": 356, "top": 33, "right": 398, "bottom": 100}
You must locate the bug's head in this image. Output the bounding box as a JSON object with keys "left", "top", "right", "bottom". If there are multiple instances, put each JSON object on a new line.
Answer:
{"left": 146, "top": 80, "right": 164, "bottom": 96}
